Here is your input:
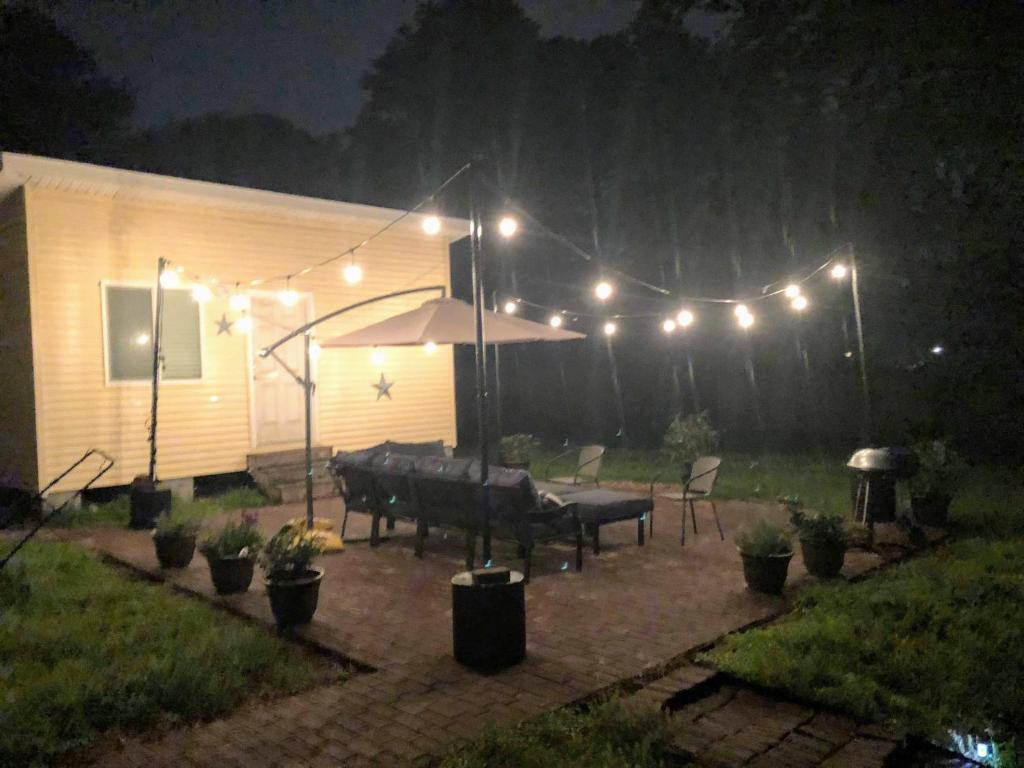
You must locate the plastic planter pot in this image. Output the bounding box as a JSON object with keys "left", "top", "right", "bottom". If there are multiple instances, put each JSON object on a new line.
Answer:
{"left": 206, "top": 555, "right": 256, "bottom": 594}
{"left": 799, "top": 538, "right": 846, "bottom": 579}
{"left": 265, "top": 567, "right": 324, "bottom": 627}
{"left": 911, "top": 493, "right": 952, "bottom": 527}
{"left": 153, "top": 532, "right": 196, "bottom": 569}
{"left": 739, "top": 550, "right": 793, "bottom": 594}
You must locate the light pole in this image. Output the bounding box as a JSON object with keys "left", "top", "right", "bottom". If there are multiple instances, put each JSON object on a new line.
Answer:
{"left": 831, "top": 245, "right": 871, "bottom": 445}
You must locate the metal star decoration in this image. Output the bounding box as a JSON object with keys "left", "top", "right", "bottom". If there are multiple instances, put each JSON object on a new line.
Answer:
{"left": 372, "top": 372, "right": 394, "bottom": 401}
{"left": 215, "top": 313, "right": 233, "bottom": 336}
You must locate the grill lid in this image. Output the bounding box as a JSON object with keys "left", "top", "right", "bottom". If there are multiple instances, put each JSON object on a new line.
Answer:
{"left": 847, "top": 447, "right": 918, "bottom": 477}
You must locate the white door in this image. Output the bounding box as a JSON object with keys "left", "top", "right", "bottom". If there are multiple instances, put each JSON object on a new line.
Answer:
{"left": 251, "top": 294, "right": 311, "bottom": 446}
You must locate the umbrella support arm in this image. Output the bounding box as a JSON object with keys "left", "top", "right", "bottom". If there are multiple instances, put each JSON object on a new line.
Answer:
{"left": 260, "top": 285, "right": 447, "bottom": 529}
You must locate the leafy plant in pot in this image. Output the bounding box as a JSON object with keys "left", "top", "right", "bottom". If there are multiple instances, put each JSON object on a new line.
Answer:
{"left": 787, "top": 499, "right": 847, "bottom": 579}
{"left": 736, "top": 519, "right": 793, "bottom": 594}
{"left": 662, "top": 411, "right": 718, "bottom": 479}
{"left": 498, "top": 434, "right": 535, "bottom": 470}
{"left": 909, "top": 439, "right": 965, "bottom": 527}
{"left": 152, "top": 513, "right": 201, "bottom": 569}
{"left": 199, "top": 518, "right": 264, "bottom": 594}
{"left": 260, "top": 525, "right": 325, "bottom": 627}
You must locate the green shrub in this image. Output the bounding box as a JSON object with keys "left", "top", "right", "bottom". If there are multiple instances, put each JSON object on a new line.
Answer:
{"left": 790, "top": 506, "right": 847, "bottom": 548}
{"left": 153, "top": 510, "right": 202, "bottom": 537}
{"left": 498, "top": 434, "right": 536, "bottom": 465}
{"left": 260, "top": 524, "right": 323, "bottom": 581}
{"left": 910, "top": 439, "right": 966, "bottom": 498}
{"left": 199, "top": 519, "right": 263, "bottom": 559}
{"left": 735, "top": 519, "right": 792, "bottom": 557}
{"left": 662, "top": 411, "right": 718, "bottom": 467}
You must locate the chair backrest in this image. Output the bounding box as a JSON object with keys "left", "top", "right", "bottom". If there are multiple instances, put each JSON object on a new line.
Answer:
{"left": 687, "top": 456, "right": 721, "bottom": 495}
{"left": 575, "top": 445, "right": 606, "bottom": 483}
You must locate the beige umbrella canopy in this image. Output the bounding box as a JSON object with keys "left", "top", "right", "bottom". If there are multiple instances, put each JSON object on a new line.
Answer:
{"left": 322, "top": 297, "right": 584, "bottom": 347}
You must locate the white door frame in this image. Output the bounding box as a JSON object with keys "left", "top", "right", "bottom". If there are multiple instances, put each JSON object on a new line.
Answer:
{"left": 246, "top": 291, "right": 318, "bottom": 449}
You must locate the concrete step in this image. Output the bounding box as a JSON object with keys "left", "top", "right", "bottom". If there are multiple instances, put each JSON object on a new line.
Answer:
{"left": 247, "top": 446, "right": 333, "bottom": 471}
{"left": 278, "top": 480, "right": 337, "bottom": 505}
{"left": 252, "top": 461, "right": 333, "bottom": 485}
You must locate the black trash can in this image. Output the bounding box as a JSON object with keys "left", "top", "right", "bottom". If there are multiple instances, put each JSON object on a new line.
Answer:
{"left": 451, "top": 567, "right": 526, "bottom": 672}
{"left": 129, "top": 476, "right": 172, "bottom": 529}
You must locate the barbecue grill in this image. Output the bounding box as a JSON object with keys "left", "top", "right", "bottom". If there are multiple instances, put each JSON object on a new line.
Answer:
{"left": 847, "top": 447, "right": 919, "bottom": 529}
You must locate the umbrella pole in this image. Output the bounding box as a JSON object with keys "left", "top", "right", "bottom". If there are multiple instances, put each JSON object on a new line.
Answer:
{"left": 471, "top": 178, "right": 491, "bottom": 566}
{"left": 304, "top": 332, "right": 314, "bottom": 529}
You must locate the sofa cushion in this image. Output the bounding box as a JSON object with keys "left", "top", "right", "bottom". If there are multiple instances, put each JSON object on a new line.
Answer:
{"left": 554, "top": 488, "right": 651, "bottom": 525}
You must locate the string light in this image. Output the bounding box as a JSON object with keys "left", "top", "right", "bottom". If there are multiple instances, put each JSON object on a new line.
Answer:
{"left": 191, "top": 284, "right": 213, "bottom": 303}
{"left": 229, "top": 292, "right": 249, "bottom": 312}
{"left": 498, "top": 216, "right": 518, "bottom": 238}
{"left": 549, "top": 314, "right": 563, "bottom": 328}
{"left": 235, "top": 315, "right": 252, "bottom": 333}
{"left": 734, "top": 304, "right": 750, "bottom": 318}
{"left": 603, "top": 321, "right": 617, "bottom": 336}
{"left": 134, "top": 332, "right": 150, "bottom": 346}
{"left": 662, "top": 319, "right": 677, "bottom": 333}
{"left": 421, "top": 215, "right": 442, "bottom": 236}
{"left": 159, "top": 270, "right": 179, "bottom": 289}
{"left": 677, "top": 309, "right": 695, "bottom": 328}
{"left": 370, "top": 348, "right": 384, "bottom": 365}
{"left": 424, "top": 341, "right": 438, "bottom": 355}
{"left": 784, "top": 283, "right": 801, "bottom": 299}
{"left": 791, "top": 295, "right": 809, "bottom": 312}
{"left": 503, "top": 300, "right": 517, "bottom": 314}
{"left": 594, "top": 281, "right": 614, "bottom": 301}
{"left": 830, "top": 263, "right": 848, "bottom": 280}
{"left": 279, "top": 280, "right": 300, "bottom": 307}
{"left": 343, "top": 263, "right": 363, "bottom": 285}
{"left": 931, "top": 344, "right": 944, "bottom": 355}
{"left": 738, "top": 311, "right": 755, "bottom": 329}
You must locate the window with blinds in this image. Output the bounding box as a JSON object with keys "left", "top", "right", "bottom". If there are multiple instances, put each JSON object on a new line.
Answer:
{"left": 104, "top": 285, "right": 203, "bottom": 382}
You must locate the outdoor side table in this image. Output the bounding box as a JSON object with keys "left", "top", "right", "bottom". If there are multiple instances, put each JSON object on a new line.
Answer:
{"left": 451, "top": 567, "right": 525, "bottom": 672}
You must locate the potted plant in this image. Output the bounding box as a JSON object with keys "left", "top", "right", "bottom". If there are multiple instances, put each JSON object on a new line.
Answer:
{"left": 909, "top": 439, "right": 965, "bottom": 527}
{"left": 260, "top": 524, "right": 325, "bottom": 627}
{"left": 498, "top": 434, "right": 535, "bottom": 470}
{"left": 736, "top": 519, "right": 793, "bottom": 594}
{"left": 788, "top": 501, "right": 847, "bottom": 579}
{"left": 152, "top": 513, "right": 200, "bottom": 568}
{"left": 662, "top": 411, "right": 718, "bottom": 479}
{"left": 199, "top": 518, "right": 264, "bottom": 594}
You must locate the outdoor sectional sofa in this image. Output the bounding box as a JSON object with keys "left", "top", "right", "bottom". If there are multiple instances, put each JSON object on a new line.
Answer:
{"left": 329, "top": 442, "right": 653, "bottom": 580}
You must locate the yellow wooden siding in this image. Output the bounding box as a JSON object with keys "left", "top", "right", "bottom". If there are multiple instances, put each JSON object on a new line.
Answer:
{"left": 0, "top": 190, "right": 38, "bottom": 490}
{"left": 25, "top": 185, "right": 456, "bottom": 493}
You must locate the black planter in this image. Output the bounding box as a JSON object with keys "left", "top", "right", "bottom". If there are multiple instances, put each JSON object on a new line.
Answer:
{"left": 206, "top": 555, "right": 255, "bottom": 594}
{"left": 451, "top": 568, "right": 526, "bottom": 672}
{"left": 266, "top": 567, "right": 323, "bottom": 627}
{"left": 130, "top": 487, "right": 172, "bottom": 529}
{"left": 911, "top": 494, "right": 952, "bottom": 527}
{"left": 740, "top": 551, "right": 793, "bottom": 594}
{"left": 153, "top": 533, "right": 196, "bottom": 568}
{"left": 799, "top": 538, "right": 846, "bottom": 579}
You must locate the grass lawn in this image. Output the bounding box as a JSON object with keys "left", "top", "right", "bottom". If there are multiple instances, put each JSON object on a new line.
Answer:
{"left": 439, "top": 699, "right": 688, "bottom": 768}
{"left": 0, "top": 540, "right": 345, "bottom": 768}
{"left": 65, "top": 486, "right": 271, "bottom": 528}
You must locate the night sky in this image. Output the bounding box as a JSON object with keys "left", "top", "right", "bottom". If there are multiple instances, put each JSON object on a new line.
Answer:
{"left": 43, "top": 0, "right": 663, "bottom": 134}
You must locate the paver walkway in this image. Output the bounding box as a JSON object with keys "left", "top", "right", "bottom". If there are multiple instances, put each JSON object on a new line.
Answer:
{"left": 64, "top": 490, "right": 904, "bottom": 767}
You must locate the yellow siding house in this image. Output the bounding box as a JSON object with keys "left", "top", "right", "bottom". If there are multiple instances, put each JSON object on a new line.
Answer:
{"left": 0, "top": 152, "right": 465, "bottom": 497}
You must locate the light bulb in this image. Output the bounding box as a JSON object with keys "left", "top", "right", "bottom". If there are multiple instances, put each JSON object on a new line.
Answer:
{"left": 549, "top": 315, "right": 563, "bottom": 328}
{"left": 662, "top": 319, "right": 677, "bottom": 333}
{"left": 738, "top": 312, "right": 755, "bottom": 329}
{"left": 370, "top": 348, "right": 384, "bottom": 366}
{"left": 422, "top": 215, "right": 441, "bottom": 235}
{"left": 603, "top": 321, "right": 617, "bottom": 336}
{"left": 279, "top": 288, "right": 299, "bottom": 307}
{"left": 235, "top": 316, "right": 252, "bottom": 333}
{"left": 229, "top": 293, "right": 249, "bottom": 312}
{"left": 931, "top": 345, "right": 944, "bottom": 355}
{"left": 594, "top": 281, "right": 613, "bottom": 301}
{"left": 424, "top": 341, "right": 437, "bottom": 355}
{"left": 830, "top": 263, "right": 848, "bottom": 280}
{"left": 503, "top": 300, "right": 517, "bottom": 314}
{"left": 784, "top": 283, "right": 801, "bottom": 299}
{"left": 734, "top": 304, "right": 750, "bottom": 318}
{"left": 498, "top": 216, "right": 518, "bottom": 238}
{"left": 791, "top": 295, "right": 809, "bottom": 312}
{"left": 676, "top": 309, "right": 695, "bottom": 328}
{"left": 191, "top": 284, "right": 212, "bottom": 303}
{"left": 134, "top": 332, "right": 150, "bottom": 346}
{"left": 343, "top": 263, "right": 363, "bottom": 284}
{"left": 159, "top": 270, "right": 179, "bottom": 289}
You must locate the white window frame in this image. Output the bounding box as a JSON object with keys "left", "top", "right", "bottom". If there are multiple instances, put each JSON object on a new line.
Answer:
{"left": 100, "top": 279, "right": 206, "bottom": 386}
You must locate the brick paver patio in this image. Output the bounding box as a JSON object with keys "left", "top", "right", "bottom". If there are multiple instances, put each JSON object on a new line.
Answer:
{"left": 65, "top": 489, "right": 894, "bottom": 767}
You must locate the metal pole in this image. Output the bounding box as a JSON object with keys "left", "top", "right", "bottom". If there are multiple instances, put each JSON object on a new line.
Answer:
{"left": 605, "top": 335, "right": 629, "bottom": 447}
{"left": 850, "top": 246, "right": 872, "bottom": 444}
{"left": 470, "top": 172, "right": 491, "bottom": 565}
{"left": 491, "top": 290, "right": 503, "bottom": 439}
{"left": 303, "top": 332, "right": 314, "bottom": 529}
{"left": 148, "top": 257, "right": 167, "bottom": 482}
{"left": 684, "top": 342, "right": 700, "bottom": 413}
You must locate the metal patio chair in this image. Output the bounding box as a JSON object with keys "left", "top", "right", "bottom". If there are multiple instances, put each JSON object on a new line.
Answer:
{"left": 651, "top": 456, "right": 724, "bottom": 545}
{"left": 540, "top": 444, "right": 606, "bottom": 490}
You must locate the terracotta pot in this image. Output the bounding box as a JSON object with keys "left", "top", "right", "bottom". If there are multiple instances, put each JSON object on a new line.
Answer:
{"left": 740, "top": 550, "right": 792, "bottom": 595}
{"left": 911, "top": 493, "right": 952, "bottom": 527}
{"left": 266, "top": 567, "right": 324, "bottom": 627}
{"left": 153, "top": 532, "right": 196, "bottom": 569}
{"left": 799, "top": 538, "right": 846, "bottom": 579}
{"left": 206, "top": 555, "right": 255, "bottom": 594}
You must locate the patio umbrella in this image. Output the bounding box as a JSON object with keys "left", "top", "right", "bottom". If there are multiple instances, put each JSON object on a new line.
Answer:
{"left": 323, "top": 296, "right": 584, "bottom": 565}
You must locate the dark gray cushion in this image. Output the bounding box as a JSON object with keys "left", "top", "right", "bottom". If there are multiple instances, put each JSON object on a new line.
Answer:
{"left": 556, "top": 488, "right": 651, "bottom": 525}
{"left": 382, "top": 440, "right": 446, "bottom": 457}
